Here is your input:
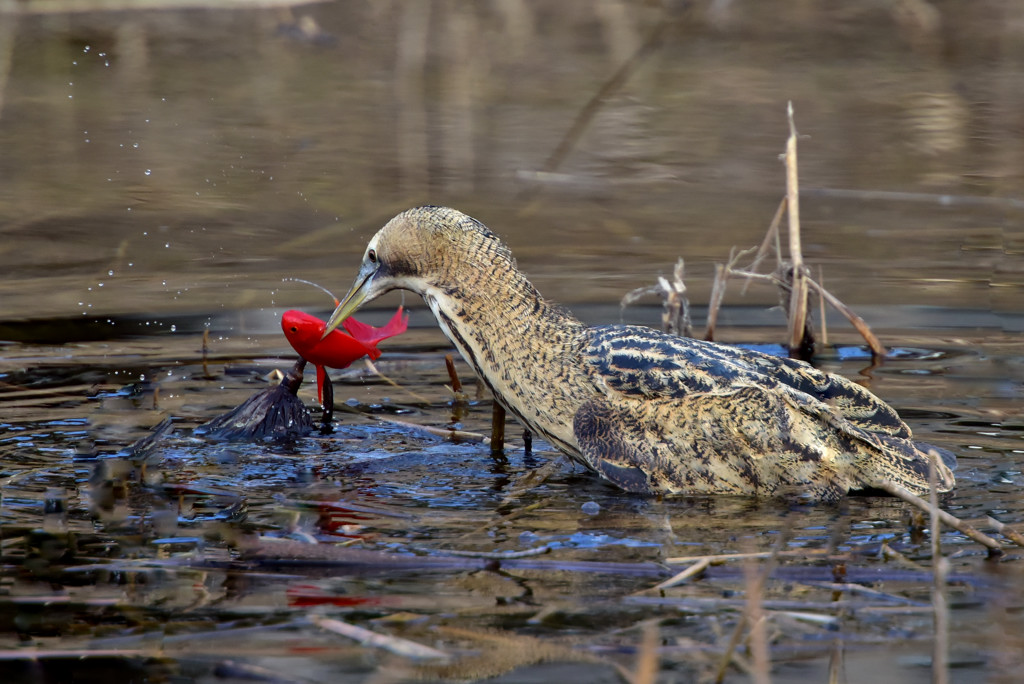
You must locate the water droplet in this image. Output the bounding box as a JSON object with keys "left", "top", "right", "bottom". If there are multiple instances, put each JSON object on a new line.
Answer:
{"left": 132, "top": 143, "right": 139, "bottom": 149}
{"left": 581, "top": 501, "right": 600, "bottom": 516}
{"left": 164, "top": 243, "right": 170, "bottom": 248}
{"left": 97, "top": 282, "right": 104, "bottom": 287}
{"left": 108, "top": 270, "right": 114, "bottom": 276}
{"left": 144, "top": 169, "right": 151, "bottom": 176}
{"left": 83, "top": 45, "right": 90, "bottom": 52}
{"left": 170, "top": 325, "right": 176, "bottom": 332}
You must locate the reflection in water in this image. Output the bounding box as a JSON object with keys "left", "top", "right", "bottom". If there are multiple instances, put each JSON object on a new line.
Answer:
{"left": 1, "top": 1, "right": 1023, "bottom": 681}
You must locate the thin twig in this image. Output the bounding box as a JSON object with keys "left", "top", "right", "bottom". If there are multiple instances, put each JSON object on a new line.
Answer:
{"left": 652, "top": 557, "right": 712, "bottom": 591}
{"left": 310, "top": 615, "right": 450, "bottom": 661}
{"left": 744, "top": 196, "right": 787, "bottom": 292}
{"left": 731, "top": 266, "right": 887, "bottom": 358}
{"left": 985, "top": 517, "right": 1024, "bottom": 547}
{"left": 665, "top": 548, "right": 831, "bottom": 565}
{"left": 875, "top": 479, "right": 1005, "bottom": 555}
{"left": 368, "top": 414, "right": 489, "bottom": 444}
{"left": 803, "top": 277, "right": 887, "bottom": 357}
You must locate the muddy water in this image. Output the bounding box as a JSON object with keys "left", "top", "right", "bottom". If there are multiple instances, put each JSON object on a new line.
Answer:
{"left": 2, "top": 2, "right": 1024, "bottom": 682}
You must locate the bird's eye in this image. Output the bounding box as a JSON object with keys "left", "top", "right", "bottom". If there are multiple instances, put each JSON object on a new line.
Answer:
{"left": 367, "top": 248, "right": 377, "bottom": 263}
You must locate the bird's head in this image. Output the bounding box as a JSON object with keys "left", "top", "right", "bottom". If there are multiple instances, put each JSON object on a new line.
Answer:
{"left": 321, "top": 206, "right": 511, "bottom": 339}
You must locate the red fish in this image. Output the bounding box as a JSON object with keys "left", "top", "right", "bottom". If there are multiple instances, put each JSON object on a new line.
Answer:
{"left": 282, "top": 306, "right": 408, "bottom": 403}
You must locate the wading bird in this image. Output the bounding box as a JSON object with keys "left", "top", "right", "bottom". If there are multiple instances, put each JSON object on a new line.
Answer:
{"left": 321, "top": 206, "right": 955, "bottom": 502}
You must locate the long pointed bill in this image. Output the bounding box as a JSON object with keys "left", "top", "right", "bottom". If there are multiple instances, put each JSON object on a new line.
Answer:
{"left": 321, "top": 264, "right": 376, "bottom": 340}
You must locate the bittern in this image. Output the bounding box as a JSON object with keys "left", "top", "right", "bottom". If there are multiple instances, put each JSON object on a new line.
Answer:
{"left": 322, "top": 206, "right": 955, "bottom": 502}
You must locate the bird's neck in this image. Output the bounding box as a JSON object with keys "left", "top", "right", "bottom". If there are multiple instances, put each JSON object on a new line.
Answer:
{"left": 422, "top": 262, "right": 589, "bottom": 450}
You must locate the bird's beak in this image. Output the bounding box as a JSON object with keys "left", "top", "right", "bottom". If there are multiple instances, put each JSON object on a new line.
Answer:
{"left": 321, "top": 262, "right": 376, "bottom": 340}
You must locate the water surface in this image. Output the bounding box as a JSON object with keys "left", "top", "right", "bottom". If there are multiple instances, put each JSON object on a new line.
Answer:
{"left": 1, "top": 2, "right": 1023, "bottom": 682}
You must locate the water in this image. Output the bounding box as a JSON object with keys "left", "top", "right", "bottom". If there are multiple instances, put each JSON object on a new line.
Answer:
{"left": 1, "top": 2, "right": 1023, "bottom": 682}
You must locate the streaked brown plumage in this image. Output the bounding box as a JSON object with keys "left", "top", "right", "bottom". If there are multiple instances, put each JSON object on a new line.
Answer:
{"left": 322, "top": 206, "right": 956, "bottom": 502}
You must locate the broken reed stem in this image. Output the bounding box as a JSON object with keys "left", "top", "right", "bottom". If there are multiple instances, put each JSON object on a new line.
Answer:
{"left": 445, "top": 353, "right": 468, "bottom": 403}
{"left": 491, "top": 402, "right": 507, "bottom": 454}
{"left": 875, "top": 479, "right": 1005, "bottom": 555}
{"left": 731, "top": 266, "right": 887, "bottom": 358}
{"left": 201, "top": 328, "right": 214, "bottom": 379}
{"left": 929, "top": 454, "right": 949, "bottom": 684}
{"left": 784, "top": 102, "right": 810, "bottom": 357}
{"left": 802, "top": 277, "right": 887, "bottom": 357}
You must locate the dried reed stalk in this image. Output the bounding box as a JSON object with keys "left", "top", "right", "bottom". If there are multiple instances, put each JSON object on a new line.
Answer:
{"left": 784, "top": 102, "right": 811, "bottom": 358}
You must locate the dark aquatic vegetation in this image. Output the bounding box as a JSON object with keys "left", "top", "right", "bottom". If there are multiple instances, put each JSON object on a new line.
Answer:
{"left": 194, "top": 358, "right": 313, "bottom": 441}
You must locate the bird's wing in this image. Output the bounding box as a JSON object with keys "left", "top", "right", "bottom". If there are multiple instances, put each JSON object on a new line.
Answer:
{"left": 582, "top": 325, "right": 912, "bottom": 440}
{"left": 572, "top": 384, "right": 867, "bottom": 501}
{"left": 572, "top": 326, "right": 954, "bottom": 498}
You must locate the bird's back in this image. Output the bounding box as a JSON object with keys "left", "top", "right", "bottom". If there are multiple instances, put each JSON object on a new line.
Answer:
{"left": 572, "top": 325, "right": 954, "bottom": 499}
